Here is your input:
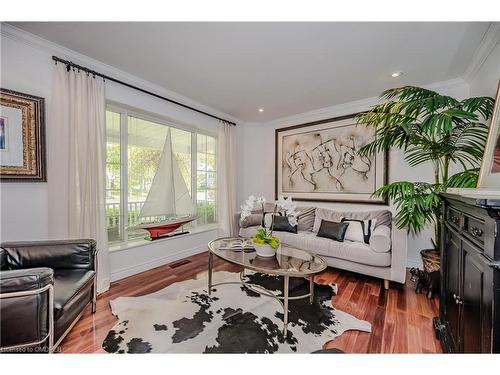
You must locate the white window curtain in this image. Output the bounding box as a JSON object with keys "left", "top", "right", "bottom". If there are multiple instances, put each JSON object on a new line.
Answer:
{"left": 217, "top": 121, "right": 237, "bottom": 236}
{"left": 48, "top": 63, "right": 110, "bottom": 292}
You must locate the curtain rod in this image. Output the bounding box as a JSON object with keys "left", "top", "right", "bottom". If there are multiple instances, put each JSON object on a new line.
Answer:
{"left": 52, "top": 56, "right": 237, "bottom": 126}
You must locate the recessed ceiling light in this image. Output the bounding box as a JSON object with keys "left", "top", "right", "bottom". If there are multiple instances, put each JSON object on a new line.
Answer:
{"left": 391, "top": 71, "right": 403, "bottom": 78}
{"left": 258, "top": 108, "right": 264, "bottom": 112}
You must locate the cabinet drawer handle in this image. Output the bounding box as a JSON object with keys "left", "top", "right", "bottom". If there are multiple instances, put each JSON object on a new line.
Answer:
{"left": 470, "top": 226, "right": 483, "bottom": 237}
{"left": 453, "top": 295, "right": 463, "bottom": 305}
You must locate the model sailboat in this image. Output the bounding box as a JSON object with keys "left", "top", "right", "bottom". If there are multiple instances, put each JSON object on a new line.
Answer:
{"left": 135, "top": 128, "right": 197, "bottom": 240}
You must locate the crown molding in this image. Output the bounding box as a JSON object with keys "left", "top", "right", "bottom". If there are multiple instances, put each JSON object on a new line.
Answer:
{"left": 425, "top": 77, "right": 469, "bottom": 91}
{"left": 463, "top": 22, "right": 500, "bottom": 82}
{"left": 249, "top": 77, "right": 469, "bottom": 128}
{"left": 0, "top": 23, "right": 241, "bottom": 125}
{"left": 248, "top": 95, "right": 380, "bottom": 128}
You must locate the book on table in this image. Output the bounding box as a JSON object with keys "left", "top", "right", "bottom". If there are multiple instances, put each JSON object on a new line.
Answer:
{"left": 218, "top": 238, "right": 255, "bottom": 252}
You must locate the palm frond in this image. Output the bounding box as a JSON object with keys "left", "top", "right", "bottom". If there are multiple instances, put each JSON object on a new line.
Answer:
{"left": 446, "top": 169, "right": 479, "bottom": 188}
{"left": 420, "top": 109, "right": 478, "bottom": 136}
{"left": 460, "top": 97, "right": 495, "bottom": 119}
{"left": 380, "top": 86, "right": 439, "bottom": 101}
{"left": 373, "top": 181, "right": 439, "bottom": 233}
{"left": 446, "top": 123, "right": 489, "bottom": 167}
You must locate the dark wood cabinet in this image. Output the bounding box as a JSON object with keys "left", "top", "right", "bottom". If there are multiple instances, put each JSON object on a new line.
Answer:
{"left": 443, "top": 230, "right": 461, "bottom": 349}
{"left": 434, "top": 193, "right": 500, "bottom": 353}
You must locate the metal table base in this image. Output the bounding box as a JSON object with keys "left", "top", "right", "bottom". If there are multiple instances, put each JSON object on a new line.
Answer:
{"left": 207, "top": 252, "right": 314, "bottom": 336}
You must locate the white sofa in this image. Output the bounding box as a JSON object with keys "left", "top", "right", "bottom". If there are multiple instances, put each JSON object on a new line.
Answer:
{"left": 235, "top": 206, "right": 407, "bottom": 288}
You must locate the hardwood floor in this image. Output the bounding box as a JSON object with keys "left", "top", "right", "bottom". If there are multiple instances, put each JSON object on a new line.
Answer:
{"left": 57, "top": 252, "right": 442, "bottom": 353}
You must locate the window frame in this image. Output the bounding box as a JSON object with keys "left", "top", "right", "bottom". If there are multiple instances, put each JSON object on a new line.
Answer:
{"left": 196, "top": 133, "right": 217, "bottom": 226}
{"left": 106, "top": 102, "right": 218, "bottom": 244}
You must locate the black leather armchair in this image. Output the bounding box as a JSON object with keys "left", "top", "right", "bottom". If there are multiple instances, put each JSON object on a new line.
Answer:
{"left": 0, "top": 239, "right": 97, "bottom": 353}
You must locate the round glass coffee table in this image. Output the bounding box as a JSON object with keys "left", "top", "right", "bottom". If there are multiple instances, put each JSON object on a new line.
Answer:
{"left": 207, "top": 237, "right": 327, "bottom": 335}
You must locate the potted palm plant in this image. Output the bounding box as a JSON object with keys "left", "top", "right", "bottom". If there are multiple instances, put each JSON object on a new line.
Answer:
{"left": 356, "top": 86, "right": 494, "bottom": 251}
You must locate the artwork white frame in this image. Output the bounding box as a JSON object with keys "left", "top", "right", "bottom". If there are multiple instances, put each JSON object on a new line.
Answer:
{"left": 275, "top": 114, "right": 387, "bottom": 204}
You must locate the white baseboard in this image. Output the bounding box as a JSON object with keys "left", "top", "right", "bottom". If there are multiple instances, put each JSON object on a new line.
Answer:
{"left": 110, "top": 245, "right": 206, "bottom": 282}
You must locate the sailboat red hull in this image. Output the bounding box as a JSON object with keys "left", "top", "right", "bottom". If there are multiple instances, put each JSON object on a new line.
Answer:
{"left": 138, "top": 216, "right": 197, "bottom": 240}
{"left": 146, "top": 223, "right": 184, "bottom": 239}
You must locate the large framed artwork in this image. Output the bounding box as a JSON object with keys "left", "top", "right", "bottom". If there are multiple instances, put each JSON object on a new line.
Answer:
{"left": 0, "top": 88, "right": 46, "bottom": 182}
{"left": 478, "top": 81, "right": 500, "bottom": 189}
{"left": 275, "top": 113, "right": 387, "bottom": 203}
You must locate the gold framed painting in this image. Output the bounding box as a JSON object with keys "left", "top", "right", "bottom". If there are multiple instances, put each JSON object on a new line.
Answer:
{"left": 0, "top": 88, "right": 46, "bottom": 182}
{"left": 478, "top": 81, "right": 500, "bottom": 189}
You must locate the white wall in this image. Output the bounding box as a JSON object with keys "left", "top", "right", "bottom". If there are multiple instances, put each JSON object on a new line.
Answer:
{"left": 0, "top": 32, "right": 53, "bottom": 241}
{"left": 237, "top": 80, "right": 471, "bottom": 267}
{"left": 468, "top": 38, "right": 500, "bottom": 97}
{"left": 0, "top": 25, "right": 241, "bottom": 285}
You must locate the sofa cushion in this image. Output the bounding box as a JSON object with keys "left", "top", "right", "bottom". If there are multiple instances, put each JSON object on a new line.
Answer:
{"left": 239, "top": 226, "right": 259, "bottom": 238}
{"left": 54, "top": 288, "right": 92, "bottom": 342}
{"left": 240, "top": 226, "right": 391, "bottom": 267}
{"left": 53, "top": 269, "right": 95, "bottom": 320}
{"left": 313, "top": 208, "right": 392, "bottom": 233}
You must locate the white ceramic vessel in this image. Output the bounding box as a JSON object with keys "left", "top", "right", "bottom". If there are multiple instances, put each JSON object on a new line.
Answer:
{"left": 253, "top": 242, "right": 281, "bottom": 257}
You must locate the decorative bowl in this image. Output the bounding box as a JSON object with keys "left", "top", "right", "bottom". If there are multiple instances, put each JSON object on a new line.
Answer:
{"left": 253, "top": 242, "right": 280, "bottom": 257}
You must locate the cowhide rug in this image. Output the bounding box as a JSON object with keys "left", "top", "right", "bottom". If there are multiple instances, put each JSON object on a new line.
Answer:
{"left": 102, "top": 271, "right": 371, "bottom": 353}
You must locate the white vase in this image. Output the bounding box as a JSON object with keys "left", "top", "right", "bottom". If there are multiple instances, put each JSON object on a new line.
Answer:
{"left": 253, "top": 242, "right": 280, "bottom": 258}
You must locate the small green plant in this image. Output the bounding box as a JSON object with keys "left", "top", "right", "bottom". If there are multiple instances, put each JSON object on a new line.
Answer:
{"left": 251, "top": 228, "right": 281, "bottom": 249}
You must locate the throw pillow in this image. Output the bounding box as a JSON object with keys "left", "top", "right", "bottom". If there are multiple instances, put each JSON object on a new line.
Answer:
{"left": 240, "top": 213, "right": 263, "bottom": 228}
{"left": 270, "top": 215, "right": 298, "bottom": 234}
{"left": 341, "top": 218, "right": 377, "bottom": 244}
{"left": 296, "top": 206, "right": 315, "bottom": 232}
{"left": 369, "top": 224, "right": 391, "bottom": 253}
{"left": 316, "top": 219, "right": 349, "bottom": 242}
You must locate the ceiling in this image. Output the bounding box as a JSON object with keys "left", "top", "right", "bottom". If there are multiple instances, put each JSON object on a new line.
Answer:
{"left": 10, "top": 22, "right": 490, "bottom": 122}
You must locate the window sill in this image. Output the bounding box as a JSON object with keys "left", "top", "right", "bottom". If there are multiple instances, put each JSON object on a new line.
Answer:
{"left": 108, "top": 224, "right": 219, "bottom": 253}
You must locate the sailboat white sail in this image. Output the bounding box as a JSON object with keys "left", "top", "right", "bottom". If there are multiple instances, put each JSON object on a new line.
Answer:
{"left": 136, "top": 128, "right": 197, "bottom": 239}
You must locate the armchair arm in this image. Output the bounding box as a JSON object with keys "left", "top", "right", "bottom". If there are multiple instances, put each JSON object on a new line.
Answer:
{"left": 0, "top": 267, "right": 53, "bottom": 293}
{"left": 233, "top": 212, "right": 242, "bottom": 236}
{"left": 1, "top": 239, "right": 97, "bottom": 271}
{"left": 390, "top": 225, "right": 408, "bottom": 284}
{"left": 0, "top": 268, "right": 54, "bottom": 352}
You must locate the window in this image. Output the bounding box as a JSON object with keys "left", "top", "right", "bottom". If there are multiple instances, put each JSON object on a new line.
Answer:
{"left": 105, "top": 107, "right": 217, "bottom": 243}
{"left": 197, "top": 134, "right": 217, "bottom": 226}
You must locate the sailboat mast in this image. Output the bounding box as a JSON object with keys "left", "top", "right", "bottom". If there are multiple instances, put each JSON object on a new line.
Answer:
{"left": 168, "top": 128, "right": 176, "bottom": 215}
